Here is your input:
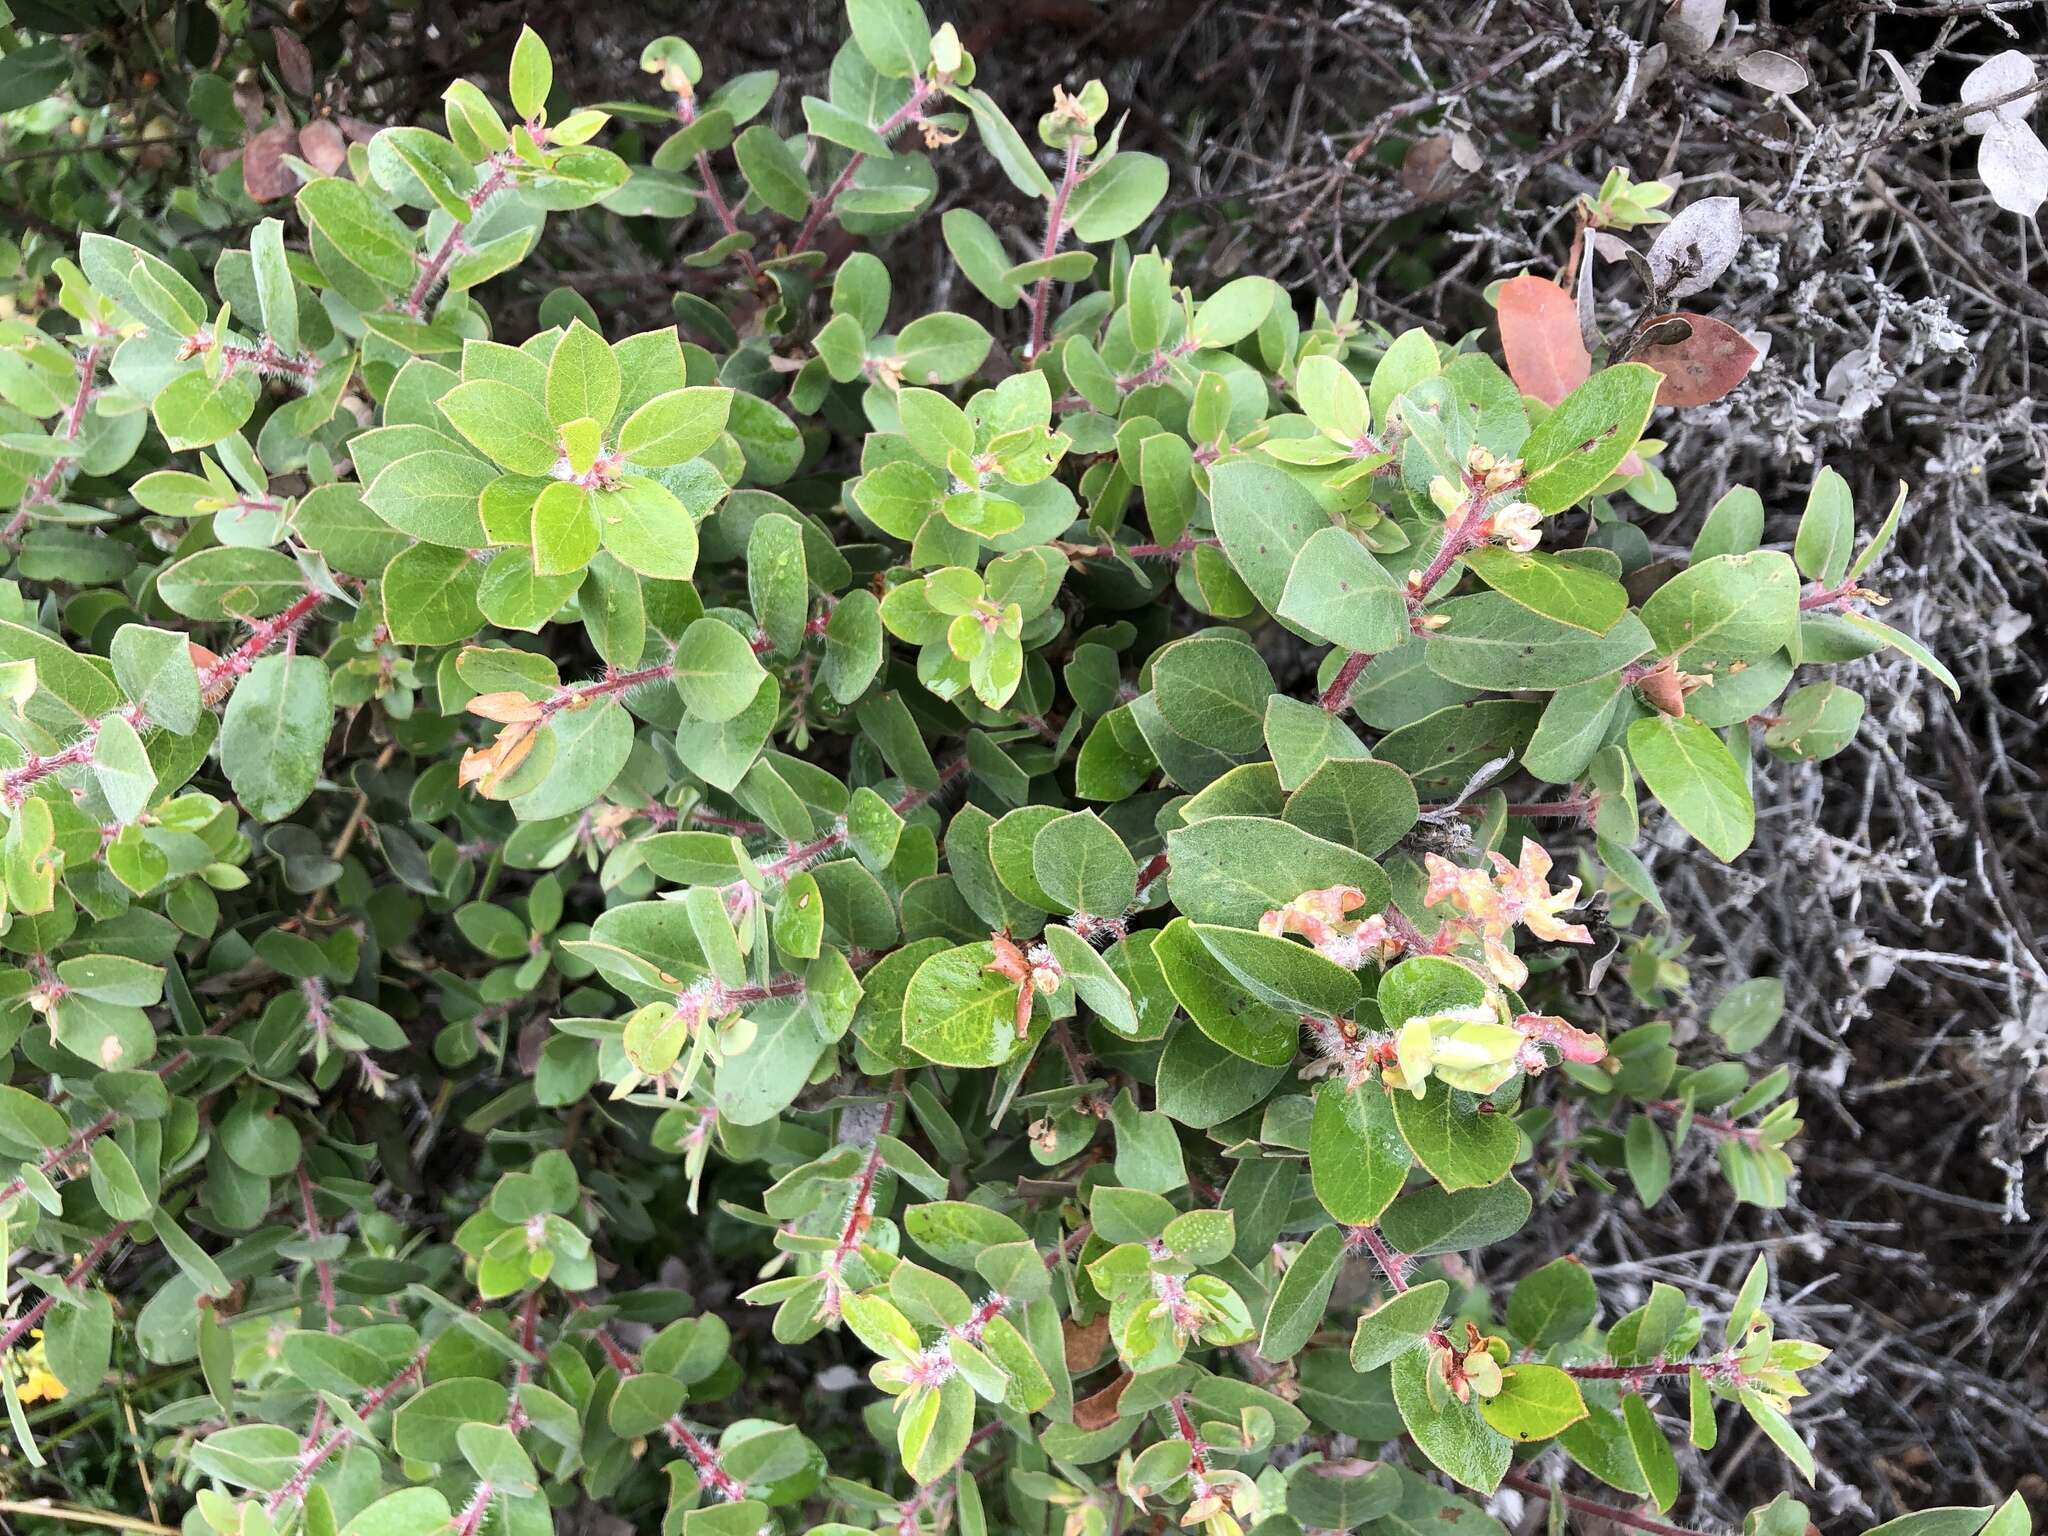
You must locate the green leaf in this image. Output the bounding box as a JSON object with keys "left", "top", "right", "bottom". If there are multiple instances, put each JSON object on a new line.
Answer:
{"left": 1388, "top": 1079, "right": 1519, "bottom": 1193}
{"left": 1626, "top": 1114, "right": 1673, "bottom": 1205}
{"left": 1710, "top": 977, "right": 1784, "bottom": 1052}
{"left": 1460, "top": 549, "right": 1629, "bottom": 634}
{"left": 1518, "top": 364, "right": 1661, "bottom": 513}
{"left": 365, "top": 450, "right": 496, "bottom": 547}
{"left": 1283, "top": 757, "right": 1421, "bottom": 857}
{"left": 1622, "top": 1392, "right": 1680, "bottom": 1510}
{"left": 1639, "top": 551, "right": 1797, "bottom": 668}
{"left": 902, "top": 943, "right": 1028, "bottom": 1067}
{"left": 1389, "top": 1346, "right": 1511, "bottom": 1493}
{"left": 91, "top": 713, "right": 156, "bottom": 824}
{"left": 1737, "top": 1388, "right": 1816, "bottom": 1483}
{"left": 734, "top": 125, "right": 813, "bottom": 219}
{"left": 1193, "top": 277, "right": 1280, "bottom": 347}
{"left": 545, "top": 323, "right": 621, "bottom": 430}
{"left": 1626, "top": 714, "right": 1754, "bottom": 861}
{"left": 220, "top": 656, "right": 330, "bottom": 821}
{"left": 1835, "top": 609, "right": 1959, "bottom": 699}
{"left": 1041, "top": 924, "right": 1138, "bottom": 1036}
{"left": 523, "top": 479, "right": 595, "bottom": 577}
{"left": 674, "top": 618, "right": 768, "bottom": 722}
{"left": 298, "top": 178, "right": 418, "bottom": 292}
{"left": 438, "top": 380, "right": 560, "bottom": 476}
{"left": 1257, "top": 1224, "right": 1345, "bottom": 1362}
{"left": 619, "top": 387, "right": 732, "bottom": 467}
{"left": 1478, "top": 1365, "right": 1587, "bottom": 1444}
{"left": 384, "top": 543, "right": 485, "bottom": 645}
{"left": 1193, "top": 924, "right": 1361, "bottom": 1016}
{"left": 1066, "top": 153, "right": 1169, "bottom": 242}
{"left": 597, "top": 475, "right": 700, "bottom": 581}
{"left": 1424, "top": 595, "right": 1652, "bottom": 690}
{"left": 1507, "top": 1257, "right": 1597, "bottom": 1348}
{"left": 1166, "top": 816, "right": 1389, "bottom": 930}
{"left": 509, "top": 25, "right": 553, "bottom": 119}
{"left": 393, "top": 1377, "right": 511, "bottom": 1462}
{"left": 1153, "top": 636, "right": 1273, "bottom": 756}
{"left": 340, "top": 1490, "right": 453, "bottom": 1536}
{"left": 941, "top": 209, "right": 1024, "bottom": 308}
{"left": 1211, "top": 459, "right": 1332, "bottom": 619}
{"left": 1276, "top": 527, "right": 1409, "bottom": 652}
{"left": 1310, "top": 1081, "right": 1411, "bottom": 1225}
{"left": 111, "top": 625, "right": 202, "bottom": 734}
{"left": 1793, "top": 467, "right": 1854, "bottom": 584}
{"left": 846, "top": 0, "right": 931, "bottom": 78}
{"left": 893, "top": 313, "right": 993, "bottom": 387}
{"left": 1153, "top": 917, "right": 1300, "bottom": 1067}
{"left": 1031, "top": 811, "right": 1136, "bottom": 918}
{"left": 153, "top": 369, "right": 257, "bottom": 453}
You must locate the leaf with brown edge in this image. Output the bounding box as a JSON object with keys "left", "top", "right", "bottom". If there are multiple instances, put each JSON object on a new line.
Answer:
{"left": 1635, "top": 312, "right": 1759, "bottom": 407}
{"left": 1497, "top": 275, "right": 1591, "bottom": 406}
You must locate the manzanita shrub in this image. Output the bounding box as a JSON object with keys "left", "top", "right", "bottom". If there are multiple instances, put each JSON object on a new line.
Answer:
{"left": 0, "top": 8, "right": 2017, "bottom": 1536}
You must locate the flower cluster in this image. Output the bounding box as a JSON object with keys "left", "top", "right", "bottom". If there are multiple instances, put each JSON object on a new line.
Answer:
{"left": 1423, "top": 838, "right": 1595, "bottom": 988}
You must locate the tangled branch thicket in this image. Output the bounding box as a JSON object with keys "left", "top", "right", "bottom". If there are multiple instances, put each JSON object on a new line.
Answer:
{"left": 393, "top": 2, "right": 2048, "bottom": 1510}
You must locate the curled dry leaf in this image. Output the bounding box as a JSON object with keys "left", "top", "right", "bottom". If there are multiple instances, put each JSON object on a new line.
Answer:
{"left": 1960, "top": 50, "right": 2041, "bottom": 133}
{"left": 1961, "top": 52, "right": 2047, "bottom": 216}
{"left": 1660, "top": 0, "right": 1726, "bottom": 59}
{"left": 1634, "top": 311, "right": 1760, "bottom": 407}
{"left": 1400, "top": 136, "right": 1466, "bottom": 202}
{"left": 1497, "top": 274, "right": 1591, "bottom": 406}
{"left": 241, "top": 121, "right": 298, "bottom": 202}
{"left": 1648, "top": 195, "right": 1742, "bottom": 299}
{"left": 1737, "top": 49, "right": 1809, "bottom": 95}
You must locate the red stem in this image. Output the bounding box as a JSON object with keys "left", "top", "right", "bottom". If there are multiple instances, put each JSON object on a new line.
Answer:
{"left": 1414, "top": 795, "right": 1597, "bottom": 822}
{"left": 1502, "top": 1473, "right": 1717, "bottom": 1536}
{"left": 450, "top": 1481, "right": 495, "bottom": 1536}
{"left": 1168, "top": 1395, "right": 1213, "bottom": 1487}
{"left": 1025, "top": 140, "right": 1086, "bottom": 360}
{"left": 1318, "top": 649, "right": 1374, "bottom": 714}
{"left": 1058, "top": 533, "right": 1219, "bottom": 561}
{"left": 296, "top": 1164, "right": 339, "bottom": 1330}
{"left": 404, "top": 157, "right": 511, "bottom": 319}
{"left": 537, "top": 658, "right": 678, "bottom": 724}
{"left": 1647, "top": 1099, "right": 1763, "bottom": 1145}
{"left": 1043, "top": 1223, "right": 1090, "bottom": 1268}
{"left": 664, "top": 1416, "right": 749, "bottom": 1502}
{"left": 821, "top": 1092, "right": 900, "bottom": 1312}
{"left": 674, "top": 92, "right": 763, "bottom": 283}
{"left": 2, "top": 340, "right": 105, "bottom": 546}
{"left": 199, "top": 589, "right": 326, "bottom": 695}
{"left": 742, "top": 757, "right": 966, "bottom": 890}
{"left": 1798, "top": 577, "right": 1870, "bottom": 612}
{"left": 1355, "top": 1225, "right": 1410, "bottom": 1292}
{"left": 792, "top": 80, "right": 935, "bottom": 257}
{"left": 0, "top": 1223, "right": 129, "bottom": 1355}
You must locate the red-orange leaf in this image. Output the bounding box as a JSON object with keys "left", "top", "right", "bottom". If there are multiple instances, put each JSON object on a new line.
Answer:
{"left": 1635, "top": 312, "right": 1760, "bottom": 407}
{"left": 1497, "top": 274, "right": 1592, "bottom": 406}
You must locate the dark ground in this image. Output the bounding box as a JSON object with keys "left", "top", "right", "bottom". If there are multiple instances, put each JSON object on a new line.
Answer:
{"left": 157, "top": 0, "right": 2048, "bottom": 1523}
